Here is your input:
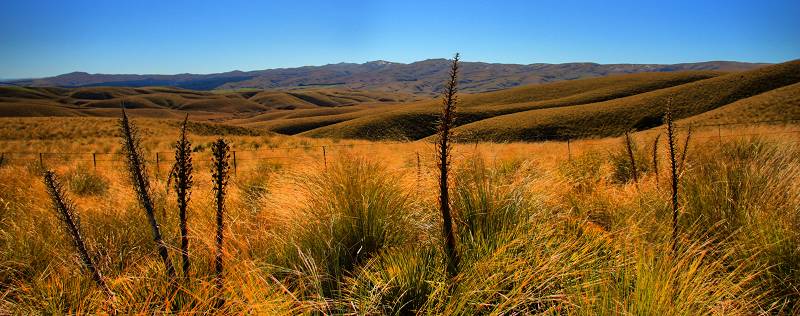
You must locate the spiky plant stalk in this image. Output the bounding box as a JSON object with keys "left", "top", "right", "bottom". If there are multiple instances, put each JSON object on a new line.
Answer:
{"left": 678, "top": 126, "right": 693, "bottom": 175}
{"left": 43, "top": 171, "right": 117, "bottom": 307}
{"left": 624, "top": 131, "right": 638, "bottom": 183}
{"left": 173, "top": 114, "right": 193, "bottom": 277}
{"left": 436, "top": 53, "right": 460, "bottom": 277}
{"left": 665, "top": 103, "right": 680, "bottom": 252}
{"left": 652, "top": 134, "right": 661, "bottom": 189}
{"left": 211, "top": 138, "right": 231, "bottom": 293}
{"left": 119, "top": 108, "right": 176, "bottom": 279}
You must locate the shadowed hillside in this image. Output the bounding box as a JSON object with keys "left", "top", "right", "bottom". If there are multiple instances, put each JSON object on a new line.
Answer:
{"left": 0, "top": 86, "right": 418, "bottom": 120}
{"left": 300, "top": 71, "right": 723, "bottom": 139}
{"left": 449, "top": 59, "right": 800, "bottom": 141}
{"left": 679, "top": 82, "right": 800, "bottom": 125}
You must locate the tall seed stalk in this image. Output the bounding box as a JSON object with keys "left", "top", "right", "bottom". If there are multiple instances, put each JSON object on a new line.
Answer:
{"left": 43, "top": 171, "right": 117, "bottom": 309}
{"left": 665, "top": 103, "right": 680, "bottom": 252}
{"left": 678, "top": 126, "right": 693, "bottom": 175}
{"left": 173, "top": 115, "right": 193, "bottom": 277}
{"left": 119, "top": 108, "right": 176, "bottom": 279}
{"left": 436, "top": 53, "right": 460, "bottom": 277}
{"left": 652, "top": 134, "right": 661, "bottom": 188}
{"left": 624, "top": 131, "right": 638, "bottom": 183}
{"left": 211, "top": 139, "right": 231, "bottom": 295}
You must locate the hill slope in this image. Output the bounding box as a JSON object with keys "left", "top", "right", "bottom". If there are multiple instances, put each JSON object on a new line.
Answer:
{"left": 0, "top": 86, "right": 418, "bottom": 120}
{"left": 300, "top": 71, "right": 723, "bottom": 139}
{"left": 679, "top": 82, "right": 800, "bottom": 125}
{"left": 449, "top": 60, "right": 800, "bottom": 141}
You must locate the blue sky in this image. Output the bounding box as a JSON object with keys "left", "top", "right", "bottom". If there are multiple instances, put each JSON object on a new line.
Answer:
{"left": 1, "top": 0, "right": 798, "bottom": 78}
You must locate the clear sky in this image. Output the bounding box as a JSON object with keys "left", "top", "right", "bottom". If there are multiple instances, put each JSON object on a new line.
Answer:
{"left": 1, "top": 0, "right": 799, "bottom": 79}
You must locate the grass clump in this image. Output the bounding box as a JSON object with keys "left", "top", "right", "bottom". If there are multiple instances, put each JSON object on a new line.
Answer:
{"left": 681, "top": 138, "right": 800, "bottom": 312}
{"left": 609, "top": 133, "right": 650, "bottom": 183}
{"left": 64, "top": 167, "right": 108, "bottom": 196}
{"left": 345, "top": 246, "right": 443, "bottom": 315}
{"left": 560, "top": 150, "right": 606, "bottom": 192}
{"left": 237, "top": 161, "right": 282, "bottom": 210}
{"left": 274, "top": 156, "right": 416, "bottom": 300}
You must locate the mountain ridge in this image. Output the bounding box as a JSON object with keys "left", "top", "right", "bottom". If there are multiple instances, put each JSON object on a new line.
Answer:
{"left": 6, "top": 59, "right": 769, "bottom": 95}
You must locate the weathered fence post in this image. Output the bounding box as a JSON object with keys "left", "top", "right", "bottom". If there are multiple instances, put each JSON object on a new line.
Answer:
{"left": 232, "top": 151, "right": 237, "bottom": 175}
{"left": 155, "top": 152, "right": 160, "bottom": 178}
{"left": 567, "top": 138, "right": 572, "bottom": 161}
{"left": 39, "top": 153, "right": 43, "bottom": 168}
{"left": 416, "top": 152, "right": 421, "bottom": 186}
{"left": 92, "top": 153, "right": 97, "bottom": 171}
{"left": 322, "top": 146, "right": 327, "bottom": 170}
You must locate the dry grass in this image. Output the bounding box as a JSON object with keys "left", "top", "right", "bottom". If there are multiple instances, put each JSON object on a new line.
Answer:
{"left": 0, "top": 117, "right": 798, "bottom": 314}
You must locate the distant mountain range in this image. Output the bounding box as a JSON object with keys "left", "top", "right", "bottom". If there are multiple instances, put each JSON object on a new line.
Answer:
{"left": 7, "top": 59, "right": 768, "bottom": 95}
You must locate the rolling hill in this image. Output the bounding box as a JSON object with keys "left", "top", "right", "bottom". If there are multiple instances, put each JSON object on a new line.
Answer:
{"left": 299, "top": 71, "right": 723, "bottom": 139}
{"left": 6, "top": 59, "right": 766, "bottom": 95}
{"left": 446, "top": 60, "right": 800, "bottom": 141}
{"left": 0, "top": 85, "right": 419, "bottom": 120}
{"left": 2, "top": 59, "right": 798, "bottom": 143}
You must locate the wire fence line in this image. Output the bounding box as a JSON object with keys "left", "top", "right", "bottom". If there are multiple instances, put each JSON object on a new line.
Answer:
{"left": 1, "top": 118, "right": 798, "bottom": 174}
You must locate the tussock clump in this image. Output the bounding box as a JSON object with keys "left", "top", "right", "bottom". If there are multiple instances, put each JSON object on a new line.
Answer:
{"left": 582, "top": 239, "right": 761, "bottom": 315}
{"left": 275, "top": 156, "right": 415, "bottom": 299}
{"left": 427, "top": 214, "right": 618, "bottom": 314}
{"left": 345, "top": 246, "right": 443, "bottom": 315}
{"left": 237, "top": 161, "right": 282, "bottom": 210}
{"left": 559, "top": 150, "right": 607, "bottom": 192}
{"left": 609, "top": 133, "right": 650, "bottom": 183}
{"left": 65, "top": 167, "right": 108, "bottom": 196}
{"left": 452, "top": 156, "right": 533, "bottom": 251}
{"left": 681, "top": 138, "right": 800, "bottom": 312}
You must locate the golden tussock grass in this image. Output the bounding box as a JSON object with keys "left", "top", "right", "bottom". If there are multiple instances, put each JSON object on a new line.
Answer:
{"left": 0, "top": 112, "right": 798, "bottom": 313}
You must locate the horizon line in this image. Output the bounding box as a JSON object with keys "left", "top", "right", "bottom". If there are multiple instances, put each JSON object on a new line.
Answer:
{"left": 2, "top": 57, "right": 792, "bottom": 81}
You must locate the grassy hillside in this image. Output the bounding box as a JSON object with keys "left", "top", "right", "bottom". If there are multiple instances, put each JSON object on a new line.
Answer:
{"left": 0, "top": 86, "right": 416, "bottom": 120}
{"left": 450, "top": 60, "right": 800, "bottom": 141}
{"left": 679, "top": 82, "right": 800, "bottom": 125}
{"left": 300, "top": 71, "right": 722, "bottom": 139}
{"left": 3, "top": 61, "right": 798, "bottom": 142}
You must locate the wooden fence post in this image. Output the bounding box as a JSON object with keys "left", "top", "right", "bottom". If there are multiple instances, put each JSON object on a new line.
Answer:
{"left": 233, "top": 151, "right": 237, "bottom": 175}
{"left": 567, "top": 138, "right": 572, "bottom": 161}
{"left": 416, "top": 152, "right": 421, "bottom": 186}
{"left": 322, "top": 146, "right": 327, "bottom": 169}
{"left": 92, "top": 153, "right": 97, "bottom": 171}
{"left": 39, "top": 153, "right": 43, "bottom": 168}
{"left": 155, "top": 152, "right": 160, "bottom": 177}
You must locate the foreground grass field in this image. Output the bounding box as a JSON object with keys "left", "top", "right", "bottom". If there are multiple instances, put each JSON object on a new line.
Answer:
{"left": 0, "top": 115, "right": 798, "bottom": 314}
